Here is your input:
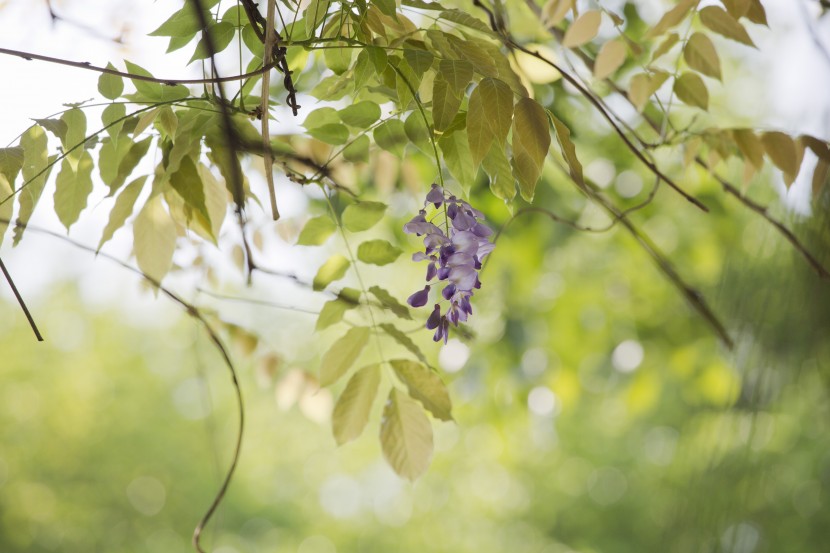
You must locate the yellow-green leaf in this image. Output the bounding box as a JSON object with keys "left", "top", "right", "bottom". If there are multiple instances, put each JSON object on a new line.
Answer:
{"left": 722, "top": 0, "right": 751, "bottom": 19}
{"left": 468, "top": 77, "right": 514, "bottom": 166}
{"left": 674, "top": 72, "right": 709, "bottom": 110}
{"left": 320, "top": 326, "right": 370, "bottom": 386}
{"left": 380, "top": 323, "right": 429, "bottom": 365}
{"left": 646, "top": 0, "right": 699, "bottom": 38}
{"left": 368, "top": 286, "right": 411, "bottom": 320}
{"left": 562, "top": 10, "right": 602, "bottom": 48}
{"left": 0, "top": 174, "right": 13, "bottom": 246}
{"left": 699, "top": 6, "right": 756, "bottom": 47}
{"left": 374, "top": 120, "right": 408, "bottom": 158}
{"left": 380, "top": 388, "right": 433, "bottom": 481}
{"left": 812, "top": 159, "right": 829, "bottom": 200}
{"left": 333, "top": 364, "right": 381, "bottom": 445}
{"left": 13, "top": 126, "right": 53, "bottom": 246}
{"left": 594, "top": 39, "right": 627, "bottom": 79}
{"left": 745, "top": 0, "right": 767, "bottom": 26}
{"left": 511, "top": 97, "right": 551, "bottom": 201}
{"left": 339, "top": 101, "right": 381, "bottom": 128}
{"left": 390, "top": 359, "right": 453, "bottom": 421}
{"left": 550, "top": 112, "right": 583, "bottom": 184}
{"left": 316, "top": 298, "right": 356, "bottom": 331}
{"left": 761, "top": 131, "right": 801, "bottom": 187}
{"left": 133, "top": 195, "right": 176, "bottom": 283}
{"left": 542, "top": 0, "right": 574, "bottom": 27}
{"left": 342, "top": 201, "right": 387, "bottom": 232}
{"left": 98, "top": 63, "right": 123, "bottom": 100}
{"left": 483, "top": 144, "right": 516, "bottom": 202}
{"left": 313, "top": 255, "right": 350, "bottom": 291}
{"left": 54, "top": 151, "right": 94, "bottom": 231}
{"left": 439, "top": 129, "right": 475, "bottom": 192}
{"left": 628, "top": 71, "right": 669, "bottom": 112}
{"left": 98, "top": 176, "right": 146, "bottom": 251}
{"left": 732, "top": 129, "right": 765, "bottom": 170}
{"left": 683, "top": 33, "right": 722, "bottom": 80}
{"left": 357, "top": 239, "right": 402, "bottom": 266}
{"left": 305, "top": 0, "right": 331, "bottom": 36}
{"left": 652, "top": 33, "right": 680, "bottom": 62}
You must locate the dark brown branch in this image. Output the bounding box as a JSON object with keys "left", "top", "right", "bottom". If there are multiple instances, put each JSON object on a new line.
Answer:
{"left": 0, "top": 256, "right": 43, "bottom": 341}
{"left": 0, "top": 46, "right": 281, "bottom": 85}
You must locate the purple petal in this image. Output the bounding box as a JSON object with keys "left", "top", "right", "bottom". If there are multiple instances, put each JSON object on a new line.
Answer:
{"left": 426, "top": 304, "right": 441, "bottom": 329}
{"left": 451, "top": 211, "right": 476, "bottom": 231}
{"left": 404, "top": 221, "right": 442, "bottom": 235}
{"left": 442, "top": 283, "right": 456, "bottom": 300}
{"left": 472, "top": 222, "right": 493, "bottom": 237}
{"left": 426, "top": 262, "right": 437, "bottom": 281}
{"left": 476, "top": 240, "right": 496, "bottom": 258}
{"left": 412, "top": 252, "right": 430, "bottom": 262}
{"left": 449, "top": 265, "right": 477, "bottom": 290}
{"left": 447, "top": 252, "right": 475, "bottom": 267}
{"left": 426, "top": 184, "right": 444, "bottom": 207}
{"left": 447, "top": 203, "right": 458, "bottom": 220}
{"left": 407, "top": 285, "right": 430, "bottom": 307}
{"left": 451, "top": 231, "right": 479, "bottom": 255}
{"left": 437, "top": 266, "right": 451, "bottom": 280}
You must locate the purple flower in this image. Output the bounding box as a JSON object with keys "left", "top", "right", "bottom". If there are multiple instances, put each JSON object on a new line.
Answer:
{"left": 403, "top": 183, "right": 495, "bottom": 342}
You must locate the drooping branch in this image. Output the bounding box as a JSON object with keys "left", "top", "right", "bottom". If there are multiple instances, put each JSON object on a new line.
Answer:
{"left": 0, "top": 256, "right": 43, "bottom": 341}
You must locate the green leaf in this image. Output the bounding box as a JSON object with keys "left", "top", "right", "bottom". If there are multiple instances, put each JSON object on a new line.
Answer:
{"left": 196, "top": 163, "right": 227, "bottom": 241}
{"left": 342, "top": 135, "right": 370, "bottom": 163}
{"left": 133, "top": 195, "right": 176, "bottom": 283}
{"left": 652, "top": 33, "right": 680, "bottom": 62}
{"left": 438, "top": 9, "right": 493, "bottom": 35}
{"left": 316, "top": 298, "right": 357, "bottom": 331}
{"left": 563, "top": 10, "right": 602, "bottom": 48}
{"left": 673, "top": 72, "right": 709, "bottom": 110}
{"left": 169, "top": 155, "right": 212, "bottom": 235}
{"left": 439, "top": 129, "right": 475, "bottom": 192}
{"left": 395, "top": 60, "right": 421, "bottom": 110}
{"left": 54, "top": 151, "right": 94, "bottom": 231}
{"left": 368, "top": 286, "right": 412, "bottom": 319}
{"left": 374, "top": 119, "right": 408, "bottom": 158}
{"left": 594, "top": 40, "right": 627, "bottom": 80}
{"left": 0, "top": 147, "right": 24, "bottom": 182}
{"left": 433, "top": 59, "right": 473, "bottom": 133}
{"left": 0, "top": 175, "right": 13, "bottom": 246}
{"left": 60, "top": 108, "right": 87, "bottom": 164}
{"left": 157, "top": 107, "right": 178, "bottom": 138}
{"left": 467, "top": 77, "right": 513, "bottom": 166}
{"left": 98, "top": 176, "right": 147, "bottom": 251}
{"left": 761, "top": 131, "right": 801, "bottom": 186}
{"left": 368, "top": 46, "right": 388, "bottom": 74}
{"left": 683, "top": 33, "right": 722, "bottom": 80}
{"left": 98, "top": 63, "right": 124, "bottom": 99}
{"left": 745, "top": 0, "right": 767, "bottom": 26}
{"left": 324, "top": 42, "right": 353, "bottom": 75}
{"left": 13, "top": 126, "right": 53, "bottom": 246}
{"left": 390, "top": 359, "right": 453, "bottom": 421}
{"left": 380, "top": 323, "right": 429, "bottom": 365}
{"left": 305, "top": 0, "right": 331, "bottom": 36}
{"left": 403, "top": 48, "right": 435, "bottom": 77}
{"left": 304, "top": 107, "right": 340, "bottom": 130}
{"left": 380, "top": 388, "right": 433, "bottom": 481}
{"left": 308, "top": 123, "right": 350, "bottom": 145}
{"left": 149, "top": 5, "right": 204, "bottom": 37}
{"left": 699, "top": 6, "right": 756, "bottom": 47}
{"left": 34, "top": 118, "right": 67, "bottom": 141}
{"left": 511, "top": 97, "right": 551, "bottom": 201}
{"left": 342, "top": 201, "right": 387, "bottom": 232}
{"left": 357, "top": 239, "right": 402, "bottom": 266}
{"left": 113, "top": 136, "right": 152, "bottom": 195}
{"left": 320, "top": 326, "right": 370, "bottom": 386}
{"left": 189, "top": 20, "right": 235, "bottom": 63}
{"left": 313, "top": 255, "right": 351, "bottom": 291}
{"left": 124, "top": 61, "right": 190, "bottom": 102}
{"left": 373, "top": 0, "right": 397, "bottom": 17}
{"left": 339, "top": 101, "right": 382, "bottom": 128}
{"left": 297, "top": 215, "right": 337, "bottom": 245}
{"left": 484, "top": 145, "right": 516, "bottom": 202}
{"left": 404, "top": 111, "right": 431, "bottom": 152}
{"left": 332, "top": 364, "right": 381, "bottom": 445}
{"left": 722, "top": 0, "right": 751, "bottom": 18}
{"left": 550, "top": 112, "right": 583, "bottom": 185}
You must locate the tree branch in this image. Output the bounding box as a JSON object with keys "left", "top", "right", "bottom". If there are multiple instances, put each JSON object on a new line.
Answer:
{"left": 0, "top": 256, "right": 43, "bottom": 341}
{"left": 0, "top": 46, "right": 282, "bottom": 85}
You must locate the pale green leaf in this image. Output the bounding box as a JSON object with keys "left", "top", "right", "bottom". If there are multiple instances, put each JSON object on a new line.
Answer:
{"left": 562, "top": 10, "right": 602, "bottom": 48}
{"left": 628, "top": 71, "right": 669, "bottom": 112}
{"left": 542, "top": 0, "right": 574, "bottom": 27}
{"left": 309, "top": 123, "right": 350, "bottom": 145}
{"left": 98, "top": 63, "right": 124, "bottom": 100}
{"left": 511, "top": 97, "right": 551, "bottom": 201}
{"left": 374, "top": 120, "right": 408, "bottom": 158}
{"left": 313, "top": 255, "right": 350, "bottom": 291}
{"left": 343, "top": 135, "right": 370, "bottom": 163}
{"left": 438, "top": 9, "right": 493, "bottom": 35}
{"left": 316, "top": 298, "right": 357, "bottom": 331}
{"left": 368, "top": 286, "right": 411, "bottom": 320}
{"left": 673, "top": 72, "right": 709, "bottom": 110}
{"left": 390, "top": 359, "right": 453, "bottom": 421}
{"left": 439, "top": 129, "right": 475, "bottom": 192}
{"left": 320, "top": 326, "right": 370, "bottom": 386}
{"left": 723, "top": 0, "right": 751, "bottom": 19}
{"left": 157, "top": 106, "right": 178, "bottom": 138}
{"left": 304, "top": 107, "right": 340, "bottom": 129}
{"left": 594, "top": 40, "right": 627, "bottom": 79}
{"left": 357, "top": 239, "right": 402, "bottom": 266}
{"left": 305, "top": 0, "right": 331, "bottom": 36}
{"left": 0, "top": 174, "right": 13, "bottom": 247}
{"left": 683, "top": 33, "right": 722, "bottom": 80}
{"left": 149, "top": 5, "right": 204, "bottom": 37}
{"left": 646, "top": 0, "right": 699, "bottom": 38}
{"left": 332, "top": 364, "right": 381, "bottom": 445}
{"left": 699, "top": 6, "right": 756, "bottom": 47}
{"left": 732, "top": 129, "right": 765, "bottom": 170}
{"left": 403, "top": 48, "right": 435, "bottom": 76}
{"left": 380, "top": 388, "right": 433, "bottom": 481}
{"left": 432, "top": 73, "right": 464, "bottom": 133}
{"left": 404, "top": 111, "right": 431, "bottom": 152}
{"left": 652, "top": 33, "right": 680, "bottom": 62}
{"left": 380, "top": 323, "right": 429, "bottom": 365}
{"left": 124, "top": 61, "right": 190, "bottom": 102}
{"left": 324, "top": 43, "right": 353, "bottom": 75}
{"left": 196, "top": 163, "right": 227, "bottom": 241}
{"left": 169, "top": 155, "right": 212, "bottom": 236}
{"left": 745, "top": 0, "right": 767, "bottom": 26}
{"left": 342, "top": 201, "right": 387, "bottom": 232}
{"left": 297, "top": 215, "right": 337, "bottom": 245}
{"left": 339, "top": 101, "right": 382, "bottom": 128}
{"left": 13, "top": 126, "right": 52, "bottom": 246}
{"left": 0, "top": 147, "right": 24, "bottom": 182}
{"left": 54, "top": 151, "right": 94, "bottom": 231}
{"left": 60, "top": 108, "right": 87, "bottom": 164}
{"left": 98, "top": 176, "right": 147, "bottom": 251}
{"left": 133, "top": 195, "right": 176, "bottom": 283}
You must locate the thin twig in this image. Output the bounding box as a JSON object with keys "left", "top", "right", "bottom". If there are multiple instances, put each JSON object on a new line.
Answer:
{"left": 262, "top": 0, "right": 280, "bottom": 220}
{"left": 0, "top": 46, "right": 282, "bottom": 86}
{"left": 0, "top": 256, "right": 43, "bottom": 341}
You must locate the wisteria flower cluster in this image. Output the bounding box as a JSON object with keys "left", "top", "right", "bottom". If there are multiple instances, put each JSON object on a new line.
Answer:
{"left": 404, "top": 184, "right": 495, "bottom": 343}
